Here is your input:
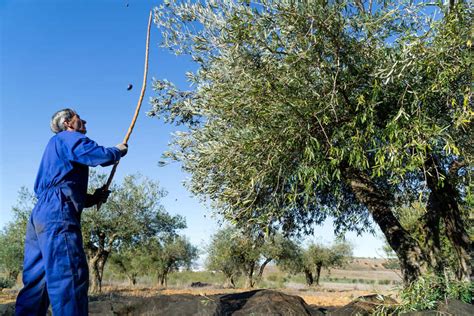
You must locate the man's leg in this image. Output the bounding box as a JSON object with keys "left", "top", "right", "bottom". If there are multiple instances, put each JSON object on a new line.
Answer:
{"left": 37, "top": 221, "right": 89, "bottom": 316}
{"left": 15, "top": 217, "right": 50, "bottom": 316}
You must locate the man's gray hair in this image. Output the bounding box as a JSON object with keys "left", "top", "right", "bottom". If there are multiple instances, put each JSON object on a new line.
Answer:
{"left": 50, "top": 108, "right": 76, "bottom": 134}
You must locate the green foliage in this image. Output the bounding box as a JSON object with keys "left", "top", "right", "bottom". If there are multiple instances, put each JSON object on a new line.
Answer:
{"left": 307, "top": 241, "right": 353, "bottom": 270}
{"left": 386, "top": 201, "right": 468, "bottom": 275}
{"left": 0, "top": 187, "right": 35, "bottom": 282}
{"left": 206, "top": 228, "right": 244, "bottom": 286}
{"left": 0, "top": 276, "right": 15, "bottom": 289}
{"left": 109, "top": 246, "right": 144, "bottom": 285}
{"left": 278, "top": 240, "right": 353, "bottom": 286}
{"left": 380, "top": 241, "right": 401, "bottom": 270}
{"left": 141, "top": 236, "right": 199, "bottom": 286}
{"left": 397, "top": 274, "right": 473, "bottom": 312}
{"left": 151, "top": 0, "right": 472, "bottom": 237}
{"left": 110, "top": 235, "right": 198, "bottom": 287}
{"left": 206, "top": 227, "right": 296, "bottom": 287}
{"left": 83, "top": 172, "right": 188, "bottom": 291}
{"left": 446, "top": 279, "right": 473, "bottom": 304}
{"left": 166, "top": 270, "right": 227, "bottom": 287}
{"left": 83, "top": 173, "right": 185, "bottom": 251}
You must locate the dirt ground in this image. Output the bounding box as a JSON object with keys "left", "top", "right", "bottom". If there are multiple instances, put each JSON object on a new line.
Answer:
{"left": 160, "top": 287, "right": 398, "bottom": 307}
{"left": 0, "top": 285, "right": 398, "bottom": 309}
{"left": 0, "top": 258, "right": 401, "bottom": 308}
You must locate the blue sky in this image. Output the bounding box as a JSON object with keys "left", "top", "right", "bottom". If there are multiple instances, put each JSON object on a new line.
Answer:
{"left": 0, "top": 0, "right": 384, "bottom": 258}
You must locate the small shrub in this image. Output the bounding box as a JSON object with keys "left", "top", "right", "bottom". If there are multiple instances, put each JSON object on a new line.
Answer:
{"left": 396, "top": 274, "right": 473, "bottom": 312}
{"left": 0, "top": 276, "right": 15, "bottom": 289}
{"left": 446, "top": 280, "right": 473, "bottom": 304}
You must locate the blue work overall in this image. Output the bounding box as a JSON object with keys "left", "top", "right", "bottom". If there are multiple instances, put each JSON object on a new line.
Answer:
{"left": 15, "top": 131, "right": 121, "bottom": 316}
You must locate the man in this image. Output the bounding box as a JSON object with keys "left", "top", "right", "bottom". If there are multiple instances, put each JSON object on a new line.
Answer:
{"left": 15, "top": 109, "right": 128, "bottom": 315}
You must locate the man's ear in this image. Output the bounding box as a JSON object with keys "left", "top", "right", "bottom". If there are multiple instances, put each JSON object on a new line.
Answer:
{"left": 63, "top": 119, "right": 71, "bottom": 129}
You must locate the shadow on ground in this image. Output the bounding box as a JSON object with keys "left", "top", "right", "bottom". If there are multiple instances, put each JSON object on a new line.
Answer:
{"left": 1, "top": 289, "right": 472, "bottom": 315}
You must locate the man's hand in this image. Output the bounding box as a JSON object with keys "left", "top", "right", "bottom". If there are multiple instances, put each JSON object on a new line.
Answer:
{"left": 115, "top": 143, "right": 128, "bottom": 157}
{"left": 85, "top": 187, "right": 111, "bottom": 207}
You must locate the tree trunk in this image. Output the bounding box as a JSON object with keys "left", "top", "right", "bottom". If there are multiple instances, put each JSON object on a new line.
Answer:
{"left": 158, "top": 266, "right": 170, "bottom": 287}
{"left": 425, "top": 157, "right": 471, "bottom": 281}
{"left": 89, "top": 255, "right": 102, "bottom": 293}
{"left": 315, "top": 264, "right": 322, "bottom": 286}
{"left": 256, "top": 258, "right": 272, "bottom": 280}
{"left": 347, "top": 171, "right": 427, "bottom": 285}
{"left": 304, "top": 268, "right": 314, "bottom": 286}
{"left": 98, "top": 253, "right": 108, "bottom": 288}
{"left": 87, "top": 232, "right": 111, "bottom": 293}
{"left": 7, "top": 270, "right": 19, "bottom": 282}
{"left": 223, "top": 275, "right": 236, "bottom": 288}
{"left": 244, "top": 264, "right": 255, "bottom": 288}
{"left": 127, "top": 274, "right": 137, "bottom": 286}
{"left": 158, "top": 274, "right": 166, "bottom": 286}
{"left": 422, "top": 194, "right": 444, "bottom": 275}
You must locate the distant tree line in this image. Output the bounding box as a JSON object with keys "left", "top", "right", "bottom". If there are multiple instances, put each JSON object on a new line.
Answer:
{"left": 206, "top": 227, "right": 353, "bottom": 288}
{"left": 0, "top": 174, "right": 198, "bottom": 293}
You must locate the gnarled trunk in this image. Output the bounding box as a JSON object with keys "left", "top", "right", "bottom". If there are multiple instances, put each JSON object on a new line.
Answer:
{"left": 127, "top": 274, "right": 137, "bottom": 286}
{"left": 158, "top": 274, "right": 167, "bottom": 287}
{"left": 425, "top": 157, "right": 471, "bottom": 281}
{"left": 223, "top": 274, "right": 236, "bottom": 288}
{"left": 158, "top": 264, "right": 172, "bottom": 287}
{"left": 244, "top": 263, "right": 255, "bottom": 288}
{"left": 89, "top": 255, "right": 102, "bottom": 293}
{"left": 348, "top": 171, "right": 427, "bottom": 284}
{"left": 86, "top": 232, "right": 114, "bottom": 293}
{"left": 315, "top": 263, "right": 322, "bottom": 286}
{"left": 422, "top": 194, "right": 444, "bottom": 275}
{"left": 88, "top": 250, "right": 109, "bottom": 293}
{"left": 304, "top": 268, "right": 314, "bottom": 286}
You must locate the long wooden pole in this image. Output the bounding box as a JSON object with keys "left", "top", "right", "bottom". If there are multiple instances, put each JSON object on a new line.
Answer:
{"left": 97, "top": 11, "right": 153, "bottom": 211}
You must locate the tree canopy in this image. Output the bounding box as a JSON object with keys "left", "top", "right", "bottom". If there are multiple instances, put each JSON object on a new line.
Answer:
{"left": 151, "top": 0, "right": 472, "bottom": 284}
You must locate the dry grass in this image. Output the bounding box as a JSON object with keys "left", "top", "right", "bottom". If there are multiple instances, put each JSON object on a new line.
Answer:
{"left": 0, "top": 258, "right": 401, "bottom": 307}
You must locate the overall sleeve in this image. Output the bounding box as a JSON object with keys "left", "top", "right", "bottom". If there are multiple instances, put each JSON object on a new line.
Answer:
{"left": 68, "top": 136, "right": 121, "bottom": 167}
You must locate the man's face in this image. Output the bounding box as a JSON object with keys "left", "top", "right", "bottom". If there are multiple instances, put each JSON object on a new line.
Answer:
{"left": 65, "top": 113, "right": 87, "bottom": 134}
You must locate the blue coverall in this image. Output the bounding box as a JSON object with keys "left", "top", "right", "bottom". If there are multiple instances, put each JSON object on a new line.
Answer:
{"left": 15, "top": 131, "right": 121, "bottom": 316}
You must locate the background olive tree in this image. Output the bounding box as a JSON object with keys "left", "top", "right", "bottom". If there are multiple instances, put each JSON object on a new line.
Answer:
{"left": 140, "top": 235, "right": 198, "bottom": 287}
{"left": 83, "top": 173, "right": 187, "bottom": 292}
{"left": 278, "top": 240, "right": 353, "bottom": 286}
{"left": 0, "top": 188, "right": 33, "bottom": 285}
{"left": 151, "top": 0, "right": 472, "bottom": 285}
{"left": 206, "top": 228, "right": 243, "bottom": 288}
{"left": 206, "top": 227, "right": 301, "bottom": 288}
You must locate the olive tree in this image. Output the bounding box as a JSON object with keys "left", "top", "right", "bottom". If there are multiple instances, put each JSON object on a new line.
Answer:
{"left": 207, "top": 227, "right": 296, "bottom": 288}
{"left": 206, "top": 229, "right": 243, "bottom": 288}
{"left": 305, "top": 242, "right": 353, "bottom": 286}
{"left": 0, "top": 188, "right": 33, "bottom": 282}
{"left": 141, "top": 236, "right": 198, "bottom": 287}
{"left": 110, "top": 235, "right": 197, "bottom": 287}
{"left": 109, "top": 246, "right": 144, "bottom": 286}
{"left": 151, "top": 0, "right": 472, "bottom": 284}
{"left": 82, "top": 173, "right": 186, "bottom": 292}
{"left": 278, "top": 240, "right": 353, "bottom": 286}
